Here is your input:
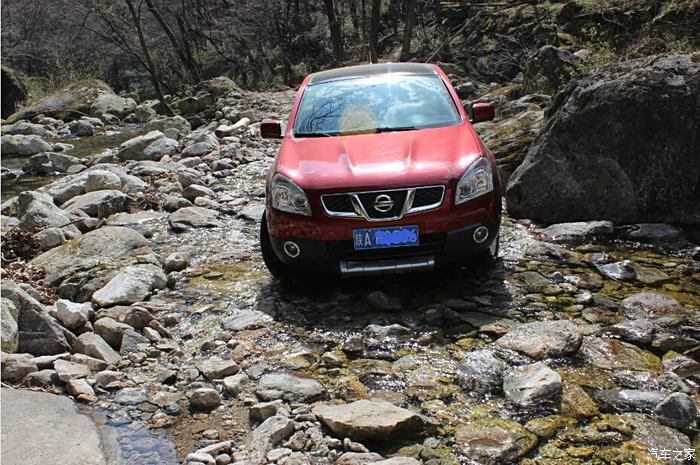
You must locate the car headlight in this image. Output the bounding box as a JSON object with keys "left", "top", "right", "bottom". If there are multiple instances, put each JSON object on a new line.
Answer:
{"left": 455, "top": 157, "right": 494, "bottom": 205}
{"left": 271, "top": 173, "right": 311, "bottom": 216}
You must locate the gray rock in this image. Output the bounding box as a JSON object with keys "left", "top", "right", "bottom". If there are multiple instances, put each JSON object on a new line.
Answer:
{"left": 221, "top": 310, "right": 274, "bottom": 331}
{"left": 223, "top": 373, "right": 250, "bottom": 396}
{"left": 1, "top": 134, "right": 51, "bottom": 156}
{"left": 163, "top": 195, "right": 193, "bottom": 212}
{"left": 523, "top": 45, "right": 579, "bottom": 95}
{"left": 34, "top": 227, "right": 72, "bottom": 249}
{"left": 85, "top": 170, "right": 122, "bottom": 192}
{"left": 595, "top": 261, "right": 636, "bottom": 281}
{"left": 182, "top": 141, "right": 216, "bottom": 158}
{"left": 165, "top": 252, "right": 190, "bottom": 272}
{"left": 94, "top": 317, "right": 134, "bottom": 349}
{"left": 600, "top": 319, "right": 655, "bottom": 345}
{"left": 496, "top": 320, "right": 583, "bottom": 359}
{"left": 183, "top": 184, "right": 215, "bottom": 202}
{"left": 31, "top": 226, "right": 154, "bottom": 302}
{"left": 142, "top": 137, "right": 179, "bottom": 161}
{"left": 621, "top": 413, "right": 691, "bottom": 465}
{"left": 69, "top": 119, "right": 94, "bottom": 137}
{"left": 65, "top": 378, "right": 95, "bottom": 397}
{"left": 25, "top": 152, "right": 82, "bottom": 175}
{"left": 256, "top": 372, "right": 326, "bottom": 403}
{"left": 134, "top": 104, "right": 156, "bottom": 123}
{"left": 623, "top": 223, "right": 685, "bottom": 242}
{"left": 74, "top": 332, "right": 121, "bottom": 365}
{"left": 168, "top": 207, "right": 222, "bottom": 231}
{"left": 538, "top": 221, "right": 614, "bottom": 242}
{"left": 177, "top": 168, "right": 206, "bottom": 188}
{"left": 55, "top": 299, "right": 91, "bottom": 330}
{"left": 455, "top": 419, "right": 537, "bottom": 465}
{"left": 16, "top": 191, "right": 81, "bottom": 238}
{"left": 455, "top": 349, "right": 505, "bottom": 395}
{"left": 503, "top": 362, "right": 562, "bottom": 407}
{"left": 61, "top": 189, "right": 127, "bottom": 218}
{"left": 119, "top": 330, "right": 150, "bottom": 354}
{"left": 91, "top": 264, "right": 166, "bottom": 307}
{"left": 90, "top": 93, "right": 136, "bottom": 117}
{"left": 114, "top": 387, "right": 148, "bottom": 404}
{"left": 507, "top": 54, "right": 700, "bottom": 224}
{"left": 189, "top": 388, "right": 221, "bottom": 411}
{"left": 196, "top": 358, "right": 240, "bottom": 380}
{"left": 95, "top": 305, "right": 152, "bottom": 330}
{"left": 116, "top": 131, "right": 165, "bottom": 161}
{"left": 250, "top": 400, "right": 286, "bottom": 422}
{"left": 1, "top": 298, "right": 19, "bottom": 352}
{"left": 53, "top": 359, "right": 91, "bottom": 382}
{"left": 654, "top": 392, "right": 698, "bottom": 430}
{"left": 238, "top": 204, "right": 266, "bottom": 222}
{"left": 1, "top": 121, "right": 51, "bottom": 137}
{"left": 1, "top": 352, "right": 38, "bottom": 382}
{"left": 313, "top": 400, "right": 424, "bottom": 442}
{"left": 592, "top": 389, "right": 666, "bottom": 413}
{"left": 144, "top": 116, "right": 191, "bottom": 135}
{"left": 620, "top": 292, "right": 688, "bottom": 323}
{"left": 247, "top": 415, "right": 295, "bottom": 465}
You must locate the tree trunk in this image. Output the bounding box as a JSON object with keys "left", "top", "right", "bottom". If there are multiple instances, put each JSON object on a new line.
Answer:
{"left": 400, "top": 0, "right": 417, "bottom": 61}
{"left": 369, "top": 0, "right": 380, "bottom": 63}
{"left": 323, "top": 0, "right": 343, "bottom": 62}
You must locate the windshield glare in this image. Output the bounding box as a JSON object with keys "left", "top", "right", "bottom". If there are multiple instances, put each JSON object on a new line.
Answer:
{"left": 293, "top": 74, "right": 461, "bottom": 136}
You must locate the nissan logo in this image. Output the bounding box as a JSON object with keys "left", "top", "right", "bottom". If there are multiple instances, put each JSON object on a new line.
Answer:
{"left": 373, "top": 194, "right": 394, "bottom": 212}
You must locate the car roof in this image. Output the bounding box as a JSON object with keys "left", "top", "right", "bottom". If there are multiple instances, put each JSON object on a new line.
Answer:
{"left": 308, "top": 62, "right": 438, "bottom": 85}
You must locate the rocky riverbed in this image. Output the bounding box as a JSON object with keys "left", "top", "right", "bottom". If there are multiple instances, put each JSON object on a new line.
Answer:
{"left": 1, "top": 79, "right": 699, "bottom": 465}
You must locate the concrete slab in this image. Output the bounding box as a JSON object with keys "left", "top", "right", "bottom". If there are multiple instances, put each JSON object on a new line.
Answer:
{"left": 1, "top": 388, "right": 106, "bottom": 465}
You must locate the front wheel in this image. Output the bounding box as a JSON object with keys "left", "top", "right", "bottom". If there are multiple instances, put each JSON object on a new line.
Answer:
{"left": 260, "top": 212, "right": 294, "bottom": 278}
{"left": 473, "top": 233, "right": 500, "bottom": 269}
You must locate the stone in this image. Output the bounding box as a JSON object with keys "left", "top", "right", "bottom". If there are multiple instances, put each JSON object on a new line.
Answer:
{"left": 183, "top": 184, "right": 215, "bottom": 202}
{"left": 523, "top": 45, "right": 579, "bottom": 95}
{"left": 144, "top": 115, "right": 191, "bottom": 135}
{"left": 1, "top": 298, "right": 19, "bottom": 352}
{"left": 74, "top": 332, "right": 121, "bottom": 365}
{"left": 25, "top": 152, "right": 82, "bottom": 175}
{"left": 1, "top": 352, "right": 38, "bottom": 382}
{"left": 197, "top": 358, "right": 240, "bottom": 380}
{"left": 93, "top": 317, "right": 134, "bottom": 349}
{"left": 257, "top": 372, "right": 326, "bottom": 403}
{"left": 579, "top": 337, "right": 661, "bottom": 372}
{"left": 1, "top": 65, "right": 27, "bottom": 118}
{"left": 65, "top": 378, "right": 95, "bottom": 397}
{"left": 182, "top": 141, "right": 216, "bottom": 158}
{"left": 496, "top": 320, "right": 583, "bottom": 359}
{"left": 336, "top": 452, "right": 384, "bottom": 465}
{"left": 592, "top": 389, "right": 666, "bottom": 413}
{"left": 1, "top": 134, "right": 51, "bottom": 156}
{"left": 620, "top": 292, "right": 688, "bottom": 323}
{"left": 618, "top": 412, "right": 692, "bottom": 464}
{"left": 69, "top": 119, "right": 94, "bottom": 137}
{"left": 455, "top": 349, "right": 505, "bottom": 395}
{"left": 26, "top": 369, "right": 60, "bottom": 388}
{"left": 95, "top": 305, "right": 152, "bottom": 330}
{"left": 114, "top": 387, "right": 148, "bottom": 404}
{"left": 163, "top": 195, "right": 193, "bottom": 212}
{"left": 89, "top": 93, "right": 136, "bottom": 117}
{"left": 116, "top": 131, "right": 165, "bottom": 161}
{"left": 168, "top": 207, "right": 222, "bottom": 231}
{"left": 185, "top": 453, "right": 215, "bottom": 465}
{"left": 538, "top": 221, "right": 614, "bottom": 242}
{"left": 223, "top": 373, "right": 250, "bottom": 396}
{"left": 249, "top": 400, "right": 285, "bottom": 422}
{"left": 595, "top": 260, "right": 636, "bottom": 281}
{"left": 61, "top": 189, "right": 127, "bottom": 218}
{"left": 654, "top": 392, "right": 698, "bottom": 430}
{"left": 560, "top": 383, "right": 599, "bottom": 419}
{"left": 16, "top": 191, "right": 81, "bottom": 238}
{"left": 92, "top": 264, "right": 166, "bottom": 307}
{"left": 600, "top": 319, "right": 656, "bottom": 345}
{"left": 313, "top": 400, "right": 424, "bottom": 442}
{"left": 623, "top": 223, "right": 685, "bottom": 242}
{"left": 222, "top": 309, "right": 273, "bottom": 331}
{"left": 507, "top": 53, "right": 700, "bottom": 224}
{"left": 503, "top": 362, "right": 562, "bottom": 407}
{"left": 142, "top": 136, "right": 179, "bottom": 161}
{"left": 85, "top": 170, "right": 122, "bottom": 192}
{"left": 69, "top": 354, "right": 109, "bottom": 371}
{"left": 247, "top": 415, "right": 295, "bottom": 465}
{"left": 55, "top": 299, "right": 91, "bottom": 330}
{"left": 189, "top": 388, "right": 221, "bottom": 412}
{"left": 53, "top": 359, "right": 91, "bottom": 382}
{"left": 454, "top": 419, "right": 538, "bottom": 465}
{"left": 165, "top": 252, "right": 190, "bottom": 272}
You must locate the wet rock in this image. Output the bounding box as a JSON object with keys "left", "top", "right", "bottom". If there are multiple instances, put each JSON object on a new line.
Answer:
{"left": 247, "top": 415, "right": 295, "bottom": 465}
{"left": 1, "top": 298, "right": 19, "bottom": 352}
{"left": 53, "top": 359, "right": 91, "bottom": 382}
{"left": 560, "top": 382, "right": 599, "bottom": 419}
{"left": 115, "top": 387, "right": 148, "bottom": 404}
{"left": 592, "top": 389, "right": 666, "bottom": 413}
{"left": 623, "top": 223, "right": 685, "bottom": 243}
{"left": 165, "top": 252, "right": 190, "bottom": 272}
{"left": 222, "top": 309, "right": 273, "bottom": 331}
{"left": 25, "top": 152, "right": 82, "bottom": 175}
{"left": 579, "top": 337, "right": 661, "bottom": 372}
{"left": 363, "top": 324, "right": 412, "bottom": 344}
{"left": 313, "top": 400, "right": 424, "bottom": 442}
{"left": 653, "top": 392, "right": 698, "bottom": 430}
{"left": 169, "top": 206, "right": 223, "bottom": 231}
{"left": 595, "top": 260, "right": 636, "bottom": 281}
{"left": 620, "top": 292, "right": 688, "bottom": 324}
{"left": 600, "top": 319, "right": 655, "bottom": 345}
{"left": 538, "top": 221, "right": 614, "bottom": 242}
{"left": 455, "top": 349, "right": 505, "bottom": 395}
{"left": 1, "top": 134, "right": 51, "bottom": 156}
{"left": 197, "top": 358, "right": 240, "bottom": 380}
{"left": 454, "top": 419, "right": 538, "bottom": 465}
{"left": 189, "top": 387, "right": 221, "bottom": 412}
{"left": 85, "top": 170, "right": 122, "bottom": 192}
{"left": 74, "top": 332, "right": 121, "bottom": 365}
{"left": 92, "top": 264, "right": 166, "bottom": 307}
{"left": 503, "top": 362, "right": 562, "bottom": 408}
{"left": 257, "top": 372, "right": 326, "bottom": 403}
{"left": 496, "top": 320, "right": 582, "bottom": 359}
{"left": 1, "top": 352, "right": 38, "bottom": 382}
{"left": 518, "top": 271, "right": 549, "bottom": 293}
{"left": 618, "top": 412, "right": 692, "bottom": 465}
{"left": 652, "top": 333, "right": 699, "bottom": 352}
{"left": 507, "top": 54, "right": 700, "bottom": 224}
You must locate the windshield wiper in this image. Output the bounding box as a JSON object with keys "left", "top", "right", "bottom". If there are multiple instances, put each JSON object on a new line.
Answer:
{"left": 294, "top": 131, "right": 338, "bottom": 137}
{"left": 375, "top": 126, "right": 419, "bottom": 133}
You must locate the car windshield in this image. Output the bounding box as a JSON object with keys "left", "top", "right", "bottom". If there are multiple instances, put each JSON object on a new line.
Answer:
{"left": 293, "top": 74, "right": 461, "bottom": 137}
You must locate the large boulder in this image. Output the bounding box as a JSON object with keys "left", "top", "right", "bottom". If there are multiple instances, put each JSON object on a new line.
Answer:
{"left": 30, "top": 226, "right": 157, "bottom": 302}
{"left": 1, "top": 65, "right": 27, "bottom": 119}
{"left": 506, "top": 54, "right": 700, "bottom": 224}
{"left": 91, "top": 264, "right": 166, "bottom": 307}
{"left": 194, "top": 76, "right": 241, "bottom": 97}
{"left": 116, "top": 131, "right": 165, "bottom": 161}
{"left": 61, "top": 189, "right": 128, "bottom": 218}
{"left": 89, "top": 93, "right": 137, "bottom": 118}
{"left": 16, "top": 191, "right": 81, "bottom": 238}
{"left": 5, "top": 79, "right": 115, "bottom": 123}
{"left": 24, "top": 152, "right": 82, "bottom": 175}
{"left": 1, "top": 134, "right": 51, "bottom": 157}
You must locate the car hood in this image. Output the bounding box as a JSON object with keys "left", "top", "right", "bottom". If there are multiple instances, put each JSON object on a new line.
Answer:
{"left": 276, "top": 123, "right": 484, "bottom": 191}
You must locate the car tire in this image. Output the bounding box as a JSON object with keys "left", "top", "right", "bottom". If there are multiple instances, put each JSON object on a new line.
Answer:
{"left": 473, "top": 233, "right": 499, "bottom": 269}
{"left": 260, "top": 212, "right": 294, "bottom": 278}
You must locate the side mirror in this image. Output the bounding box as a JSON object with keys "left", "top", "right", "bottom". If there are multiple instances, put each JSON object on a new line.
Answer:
{"left": 469, "top": 102, "right": 495, "bottom": 123}
{"left": 260, "top": 119, "right": 283, "bottom": 139}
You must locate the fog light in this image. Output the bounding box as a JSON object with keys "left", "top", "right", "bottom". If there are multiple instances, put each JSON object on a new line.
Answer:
{"left": 473, "top": 226, "right": 489, "bottom": 244}
{"left": 283, "top": 241, "right": 300, "bottom": 258}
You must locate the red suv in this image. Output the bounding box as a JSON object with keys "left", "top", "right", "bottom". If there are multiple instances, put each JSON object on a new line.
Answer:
{"left": 259, "top": 63, "right": 500, "bottom": 277}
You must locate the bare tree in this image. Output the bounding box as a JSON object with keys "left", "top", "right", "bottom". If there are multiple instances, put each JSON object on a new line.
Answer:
{"left": 323, "top": 0, "right": 343, "bottom": 62}
{"left": 400, "top": 0, "right": 417, "bottom": 61}
{"left": 368, "top": 0, "right": 380, "bottom": 63}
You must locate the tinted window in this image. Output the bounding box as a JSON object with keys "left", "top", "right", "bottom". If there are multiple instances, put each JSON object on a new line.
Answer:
{"left": 294, "top": 74, "right": 461, "bottom": 136}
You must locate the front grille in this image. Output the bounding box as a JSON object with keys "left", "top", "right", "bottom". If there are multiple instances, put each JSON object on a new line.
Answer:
{"left": 321, "top": 185, "right": 445, "bottom": 221}
{"left": 356, "top": 189, "right": 408, "bottom": 219}
{"left": 413, "top": 186, "right": 444, "bottom": 209}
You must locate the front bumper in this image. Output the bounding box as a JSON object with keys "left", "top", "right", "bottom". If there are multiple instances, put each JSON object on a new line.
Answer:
{"left": 269, "top": 221, "right": 500, "bottom": 276}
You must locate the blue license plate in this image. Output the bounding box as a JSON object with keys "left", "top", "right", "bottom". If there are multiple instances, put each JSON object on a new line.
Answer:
{"left": 353, "top": 225, "right": 419, "bottom": 250}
